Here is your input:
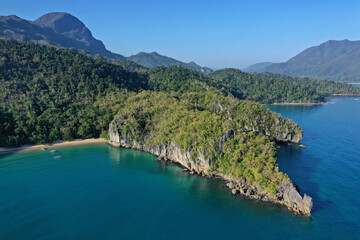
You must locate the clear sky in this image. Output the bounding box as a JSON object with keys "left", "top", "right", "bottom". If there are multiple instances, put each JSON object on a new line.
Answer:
{"left": 1, "top": 0, "right": 360, "bottom": 69}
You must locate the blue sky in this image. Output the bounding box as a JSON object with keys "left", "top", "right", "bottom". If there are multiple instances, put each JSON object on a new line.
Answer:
{"left": 1, "top": 0, "right": 360, "bottom": 68}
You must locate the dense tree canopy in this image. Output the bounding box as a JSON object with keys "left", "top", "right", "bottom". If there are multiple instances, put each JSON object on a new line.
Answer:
{"left": 209, "top": 69, "right": 360, "bottom": 104}
{"left": 0, "top": 39, "right": 145, "bottom": 146}
{"left": 0, "top": 39, "right": 358, "bottom": 147}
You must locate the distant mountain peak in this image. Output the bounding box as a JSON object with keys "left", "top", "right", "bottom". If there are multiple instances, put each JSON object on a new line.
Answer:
{"left": 254, "top": 39, "right": 360, "bottom": 82}
{"left": 0, "top": 12, "right": 211, "bottom": 73}
{"left": 0, "top": 12, "right": 126, "bottom": 60}
{"left": 34, "top": 12, "right": 85, "bottom": 34}
{"left": 6, "top": 15, "right": 21, "bottom": 19}
{"left": 128, "top": 51, "right": 212, "bottom": 73}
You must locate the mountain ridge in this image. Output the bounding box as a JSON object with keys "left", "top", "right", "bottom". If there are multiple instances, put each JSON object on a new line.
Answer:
{"left": 0, "top": 12, "right": 211, "bottom": 73}
{"left": 128, "top": 51, "right": 212, "bottom": 73}
{"left": 243, "top": 62, "right": 274, "bottom": 72}
{"left": 253, "top": 40, "right": 360, "bottom": 82}
{"left": 0, "top": 12, "right": 126, "bottom": 60}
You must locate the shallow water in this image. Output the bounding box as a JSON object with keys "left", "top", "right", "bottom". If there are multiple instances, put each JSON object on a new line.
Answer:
{"left": 0, "top": 97, "right": 359, "bottom": 239}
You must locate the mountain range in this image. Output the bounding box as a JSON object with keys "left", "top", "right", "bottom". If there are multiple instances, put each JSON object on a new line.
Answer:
{"left": 0, "top": 12, "right": 211, "bottom": 73}
{"left": 2, "top": 12, "right": 360, "bottom": 82}
{"left": 244, "top": 40, "right": 360, "bottom": 82}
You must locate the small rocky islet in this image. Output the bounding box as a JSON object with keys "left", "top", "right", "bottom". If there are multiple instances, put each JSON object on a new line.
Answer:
{"left": 108, "top": 91, "right": 313, "bottom": 216}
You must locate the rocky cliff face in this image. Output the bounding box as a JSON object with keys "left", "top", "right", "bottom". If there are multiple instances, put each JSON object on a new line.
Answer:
{"left": 108, "top": 117, "right": 312, "bottom": 216}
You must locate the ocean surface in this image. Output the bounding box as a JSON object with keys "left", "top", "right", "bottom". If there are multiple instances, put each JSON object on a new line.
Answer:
{"left": 0, "top": 96, "right": 359, "bottom": 240}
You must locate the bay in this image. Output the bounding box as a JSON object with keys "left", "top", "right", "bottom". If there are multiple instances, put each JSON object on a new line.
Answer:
{"left": 0, "top": 96, "right": 359, "bottom": 239}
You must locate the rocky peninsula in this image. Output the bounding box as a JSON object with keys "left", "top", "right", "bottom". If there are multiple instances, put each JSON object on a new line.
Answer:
{"left": 108, "top": 91, "right": 313, "bottom": 216}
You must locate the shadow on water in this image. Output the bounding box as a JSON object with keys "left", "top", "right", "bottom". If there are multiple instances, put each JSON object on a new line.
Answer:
{"left": 0, "top": 149, "right": 23, "bottom": 159}
{"left": 277, "top": 143, "right": 333, "bottom": 214}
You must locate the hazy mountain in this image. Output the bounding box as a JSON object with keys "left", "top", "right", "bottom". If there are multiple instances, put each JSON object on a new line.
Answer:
{"left": 0, "top": 12, "right": 212, "bottom": 73}
{"left": 0, "top": 12, "right": 126, "bottom": 60}
{"left": 128, "top": 51, "right": 212, "bottom": 74}
{"left": 243, "top": 62, "right": 274, "bottom": 72}
{"left": 256, "top": 40, "right": 360, "bottom": 82}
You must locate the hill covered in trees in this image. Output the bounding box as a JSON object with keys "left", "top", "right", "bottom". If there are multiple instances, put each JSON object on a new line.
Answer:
{"left": 209, "top": 69, "right": 360, "bottom": 103}
{"left": 0, "top": 39, "right": 146, "bottom": 146}
{"left": 0, "top": 39, "right": 359, "bottom": 147}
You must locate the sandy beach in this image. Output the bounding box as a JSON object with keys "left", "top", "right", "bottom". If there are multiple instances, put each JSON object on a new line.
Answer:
{"left": 0, "top": 138, "right": 108, "bottom": 155}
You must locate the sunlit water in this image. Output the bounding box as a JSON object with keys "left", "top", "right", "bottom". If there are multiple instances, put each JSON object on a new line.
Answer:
{"left": 0, "top": 97, "right": 359, "bottom": 239}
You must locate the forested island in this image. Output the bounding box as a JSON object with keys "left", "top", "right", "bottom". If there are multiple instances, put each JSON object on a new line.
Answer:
{"left": 1, "top": 39, "right": 359, "bottom": 215}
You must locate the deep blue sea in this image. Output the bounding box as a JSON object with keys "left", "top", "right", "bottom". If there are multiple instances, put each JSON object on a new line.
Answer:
{"left": 1, "top": 96, "right": 359, "bottom": 240}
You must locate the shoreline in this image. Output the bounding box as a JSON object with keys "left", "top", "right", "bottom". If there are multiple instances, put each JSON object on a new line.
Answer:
{"left": 266, "top": 95, "right": 359, "bottom": 106}
{"left": 266, "top": 102, "right": 326, "bottom": 106}
{"left": 0, "top": 138, "right": 108, "bottom": 155}
{"left": 330, "top": 94, "right": 359, "bottom": 96}
{"left": 108, "top": 139, "right": 312, "bottom": 216}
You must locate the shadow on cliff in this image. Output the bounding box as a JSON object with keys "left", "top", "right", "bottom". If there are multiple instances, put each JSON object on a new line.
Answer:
{"left": 276, "top": 143, "right": 333, "bottom": 214}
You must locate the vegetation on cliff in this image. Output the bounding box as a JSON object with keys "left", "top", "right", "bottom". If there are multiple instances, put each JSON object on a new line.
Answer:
{"left": 111, "top": 91, "right": 301, "bottom": 194}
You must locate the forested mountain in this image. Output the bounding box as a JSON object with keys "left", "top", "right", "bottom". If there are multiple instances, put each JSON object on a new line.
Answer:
{"left": 0, "top": 39, "right": 359, "bottom": 147}
{"left": 128, "top": 52, "right": 212, "bottom": 74}
{"left": 254, "top": 40, "right": 360, "bottom": 82}
{"left": 209, "top": 69, "right": 360, "bottom": 103}
{"left": 0, "top": 12, "right": 212, "bottom": 73}
{"left": 0, "top": 39, "right": 145, "bottom": 146}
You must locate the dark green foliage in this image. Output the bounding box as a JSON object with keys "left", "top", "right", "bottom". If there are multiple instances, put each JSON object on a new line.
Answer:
{"left": 108, "top": 59, "right": 148, "bottom": 73}
{"left": 0, "top": 39, "right": 145, "bottom": 146}
{"left": 146, "top": 66, "right": 212, "bottom": 93}
{"left": 0, "top": 108, "right": 18, "bottom": 146}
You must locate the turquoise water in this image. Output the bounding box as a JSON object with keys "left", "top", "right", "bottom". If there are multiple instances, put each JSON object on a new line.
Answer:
{"left": 0, "top": 97, "right": 359, "bottom": 239}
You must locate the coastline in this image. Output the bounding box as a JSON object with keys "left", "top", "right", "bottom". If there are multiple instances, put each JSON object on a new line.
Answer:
{"left": 266, "top": 94, "right": 359, "bottom": 106}
{"left": 331, "top": 93, "right": 359, "bottom": 96}
{"left": 266, "top": 102, "right": 326, "bottom": 106}
{"left": 0, "top": 138, "right": 107, "bottom": 155}
{"left": 107, "top": 138, "right": 313, "bottom": 216}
